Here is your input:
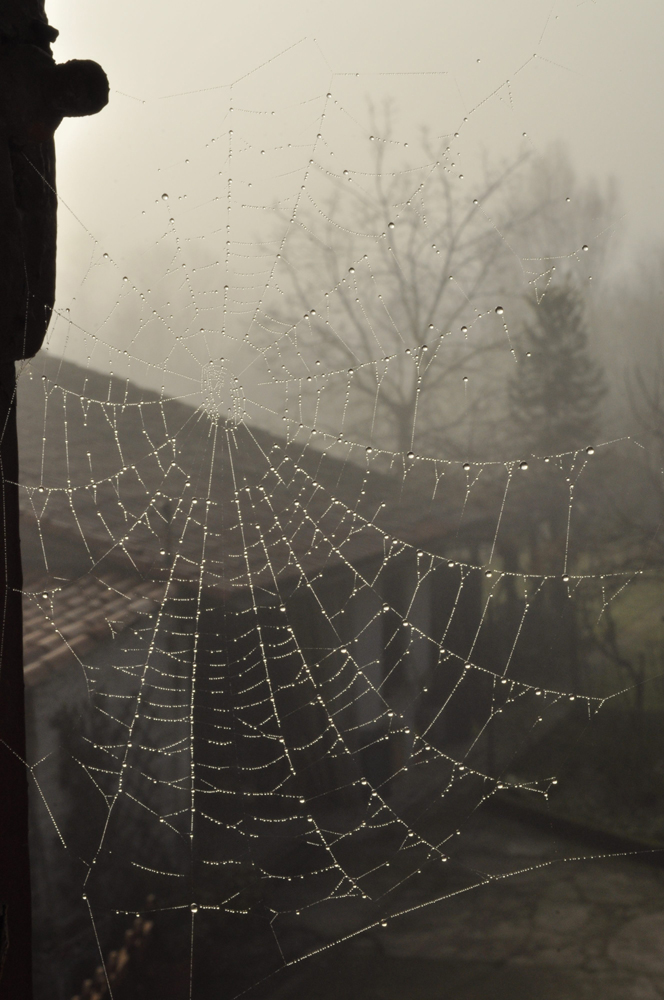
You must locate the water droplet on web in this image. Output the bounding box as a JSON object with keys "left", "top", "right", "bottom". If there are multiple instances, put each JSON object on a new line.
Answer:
{"left": 190, "top": 903, "right": 198, "bottom": 913}
{"left": 407, "top": 451, "right": 415, "bottom": 459}
{"left": 463, "top": 463, "right": 470, "bottom": 471}
{"left": 519, "top": 461, "right": 528, "bottom": 471}
{"left": 366, "top": 446, "right": 373, "bottom": 454}
{"left": 495, "top": 306, "right": 504, "bottom": 315}
{"left": 586, "top": 446, "right": 595, "bottom": 455}
{"left": 582, "top": 244, "right": 589, "bottom": 252}
{"left": 388, "top": 221, "right": 395, "bottom": 229}
{"left": 161, "top": 193, "right": 169, "bottom": 201}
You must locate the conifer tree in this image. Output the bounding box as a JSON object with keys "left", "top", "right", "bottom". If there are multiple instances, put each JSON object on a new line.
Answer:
{"left": 503, "top": 283, "right": 606, "bottom": 694}
{"left": 509, "top": 284, "right": 606, "bottom": 456}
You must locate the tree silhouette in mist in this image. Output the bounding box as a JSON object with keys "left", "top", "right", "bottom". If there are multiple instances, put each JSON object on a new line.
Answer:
{"left": 509, "top": 283, "right": 606, "bottom": 457}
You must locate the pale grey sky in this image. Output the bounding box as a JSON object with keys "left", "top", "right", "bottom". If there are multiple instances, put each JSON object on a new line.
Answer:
{"left": 49, "top": 0, "right": 663, "bottom": 245}
{"left": 40, "top": 0, "right": 664, "bottom": 413}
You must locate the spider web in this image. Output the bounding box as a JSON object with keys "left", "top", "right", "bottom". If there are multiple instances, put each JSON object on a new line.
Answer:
{"left": 16, "top": 27, "right": 656, "bottom": 1000}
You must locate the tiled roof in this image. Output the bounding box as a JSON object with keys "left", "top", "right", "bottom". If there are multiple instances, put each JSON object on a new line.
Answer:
{"left": 23, "top": 573, "right": 165, "bottom": 685}
{"left": 16, "top": 354, "right": 477, "bottom": 601}
{"left": 14, "top": 355, "right": 490, "bottom": 688}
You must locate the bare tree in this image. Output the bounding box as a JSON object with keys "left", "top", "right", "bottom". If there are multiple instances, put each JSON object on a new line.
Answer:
{"left": 260, "top": 126, "right": 617, "bottom": 462}
{"left": 504, "top": 142, "right": 621, "bottom": 288}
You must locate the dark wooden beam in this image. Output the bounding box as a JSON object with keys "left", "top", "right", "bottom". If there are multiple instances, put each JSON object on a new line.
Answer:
{"left": 0, "top": 365, "right": 29, "bottom": 998}
{"left": 0, "top": 6, "right": 108, "bottom": 996}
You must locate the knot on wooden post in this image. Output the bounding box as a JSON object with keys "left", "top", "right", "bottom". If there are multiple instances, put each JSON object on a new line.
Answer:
{"left": 0, "top": 43, "right": 108, "bottom": 145}
{"left": 51, "top": 59, "right": 109, "bottom": 118}
{"left": 0, "top": 30, "right": 108, "bottom": 361}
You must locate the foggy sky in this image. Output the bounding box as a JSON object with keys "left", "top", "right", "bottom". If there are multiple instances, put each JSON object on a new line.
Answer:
{"left": 49, "top": 0, "right": 664, "bottom": 247}
{"left": 38, "top": 0, "right": 664, "bottom": 408}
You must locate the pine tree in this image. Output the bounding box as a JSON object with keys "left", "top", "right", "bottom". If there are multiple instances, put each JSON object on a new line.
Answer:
{"left": 503, "top": 283, "right": 606, "bottom": 694}
{"left": 509, "top": 284, "right": 606, "bottom": 456}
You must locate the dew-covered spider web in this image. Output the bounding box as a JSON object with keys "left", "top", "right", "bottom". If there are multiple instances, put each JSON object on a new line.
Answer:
{"left": 17, "top": 22, "right": 664, "bottom": 1000}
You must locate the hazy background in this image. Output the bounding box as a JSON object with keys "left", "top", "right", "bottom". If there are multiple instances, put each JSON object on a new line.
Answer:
{"left": 22, "top": 6, "right": 664, "bottom": 997}
{"left": 47, "top": 0, "right": 664, "bottom": 250}
{"left": 34, "top": 0, "right": 664, "bottom": 428}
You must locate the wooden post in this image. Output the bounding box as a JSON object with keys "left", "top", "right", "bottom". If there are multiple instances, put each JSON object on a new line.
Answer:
{"left": 0, "top": 364, "right": 29, "bottom": 998}
{"left": 0, "top": 5, "right": 108, "bottom": 996}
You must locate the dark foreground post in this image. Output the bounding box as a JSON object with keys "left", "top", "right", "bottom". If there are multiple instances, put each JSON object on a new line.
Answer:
{"left": 0, "top": 4, "right": 108, "bottom": 995}
{"left": 0, "top": 364, "right": 28, "bottom": 997}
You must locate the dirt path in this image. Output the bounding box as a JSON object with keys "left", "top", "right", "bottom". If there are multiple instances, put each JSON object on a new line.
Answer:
{"left": 268, "top": 809, "right": 664, "bottom": 1000}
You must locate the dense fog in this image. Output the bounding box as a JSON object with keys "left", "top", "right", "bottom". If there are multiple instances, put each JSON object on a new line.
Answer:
{"left": 15, "top": 2, "right": 664, "bottom": 998}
